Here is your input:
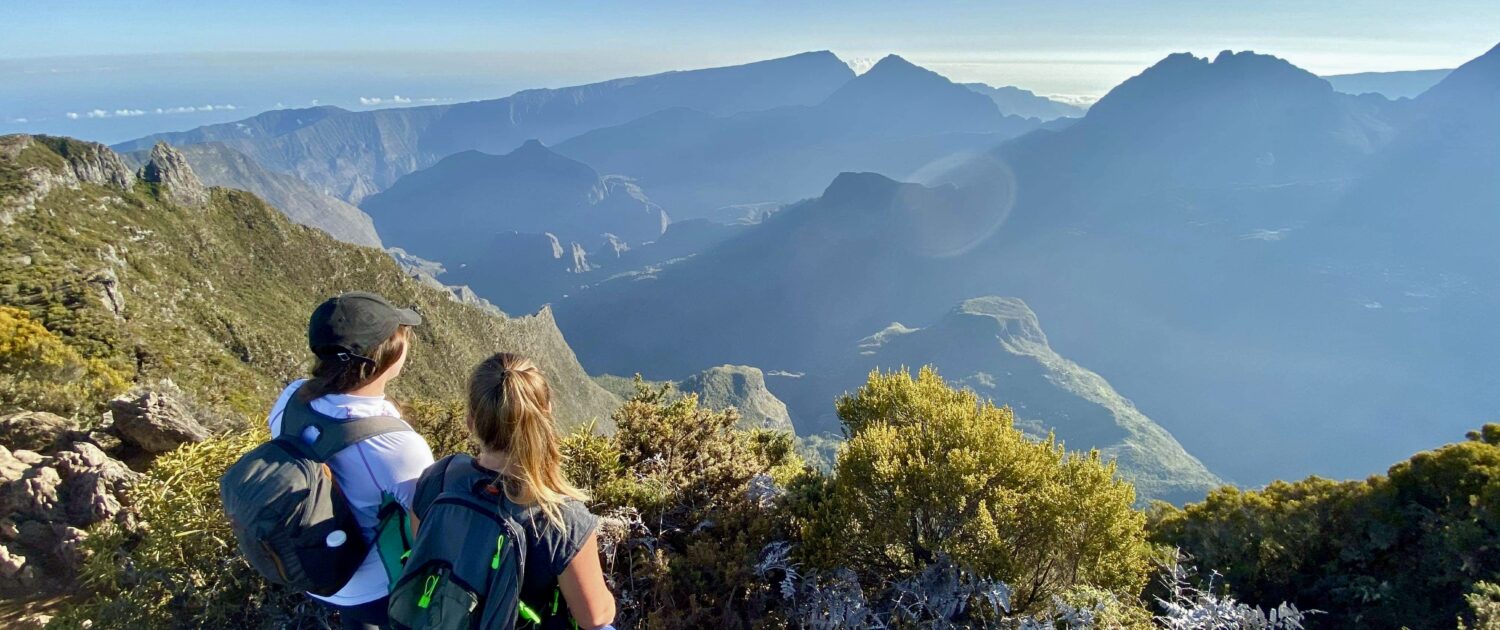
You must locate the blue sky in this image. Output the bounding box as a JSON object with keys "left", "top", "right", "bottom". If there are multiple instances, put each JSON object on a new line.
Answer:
{"left": 4, "top": 1, "right": 1498, "bottom": 142}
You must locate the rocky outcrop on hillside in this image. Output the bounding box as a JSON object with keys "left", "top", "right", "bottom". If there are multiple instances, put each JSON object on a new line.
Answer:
{"left": 138, "top": 142, "right": 209, "bottom": 208}
{"left": 0, "top": 389, "right": 215, "bottom": 596}
{"left": 108, "top": 391, "right": 211, "bottom": 454}
{"left": 0, "top": 135, "right": 135, "bottom": 223}
{"left": 0, "top": 439, "right": 138, "bottom": 594}
{"left": 131, "top": 143, "right": 386, "bottom": 247}
{"left": 679, "top": 365, "right": 793, "bottom": 431}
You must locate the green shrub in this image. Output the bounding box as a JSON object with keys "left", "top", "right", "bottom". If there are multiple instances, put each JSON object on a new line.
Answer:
{"left": 561, "top": 381, "right": 807, "bottom": 628}
{"left": 0, "top": 305, "right": 128, "bottom": 418}
{"left": 801, "top": 366, "right": 1153, "bottom": 616}
{"left": 401, "top": 398, "right": 470, "bottom": 458}
{"left": 1149, "top": 424, "right": 1500, "bottom": 628}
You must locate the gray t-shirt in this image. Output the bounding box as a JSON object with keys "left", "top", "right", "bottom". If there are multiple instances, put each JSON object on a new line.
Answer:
{"left": 412, "top": 455, "right": 600, "bottom": 608}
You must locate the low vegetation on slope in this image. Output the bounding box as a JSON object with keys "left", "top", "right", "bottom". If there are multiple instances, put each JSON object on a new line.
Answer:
{"left": 0, "top": 133, "right": 618, "bottom": 428}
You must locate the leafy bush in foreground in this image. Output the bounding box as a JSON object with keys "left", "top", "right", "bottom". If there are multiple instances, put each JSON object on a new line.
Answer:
{"left": 561, "top": 381, "right": 807, "bottom": 628}
{"left": 800, "top": 367, "right": 1154, "bottom": 619}
{"left": 1149, "top": 424, "right": 1500, "bottom": 629}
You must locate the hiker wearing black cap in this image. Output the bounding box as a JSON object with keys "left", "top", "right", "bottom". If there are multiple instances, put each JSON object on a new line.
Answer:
{"left": 267, "top": 292, "right": 434, "bottom": 629}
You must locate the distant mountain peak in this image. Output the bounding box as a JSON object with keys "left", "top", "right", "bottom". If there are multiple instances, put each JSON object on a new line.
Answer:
{"left": 1086, "top": 49, "right": 1330, "bottom": 124}
{"left": 819, "top": 171, "right": 904, "bottom": 205}
{"left": 850, "top": 54, "right": 948, "bottom": 86}
{"left": 1419, "top": 40, "right": 1500, "bottom": 105}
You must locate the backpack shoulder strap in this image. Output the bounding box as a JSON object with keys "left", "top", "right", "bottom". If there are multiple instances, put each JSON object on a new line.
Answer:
{"left": 279, "top": 385, "right": 412, "bottom": 462}
{"left": 306, "top": 414, "right": 411, "bottom": 462}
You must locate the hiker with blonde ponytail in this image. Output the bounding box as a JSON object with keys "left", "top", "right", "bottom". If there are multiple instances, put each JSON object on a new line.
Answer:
{"left": 395, "top": 353, "right": 615, "bottom": 630}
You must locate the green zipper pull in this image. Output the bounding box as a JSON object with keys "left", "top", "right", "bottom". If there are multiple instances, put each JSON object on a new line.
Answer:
{"left": 518, "top": 600, "right": 543, "bottom": 625}
{"left": 417, "top": 574, "right": 439, "bottom": 609}
{"left": 491, "top": 534, "right": 506, "bottom": 570}
{"left": 551, "top": 588, "right": 560, "bottom": 615}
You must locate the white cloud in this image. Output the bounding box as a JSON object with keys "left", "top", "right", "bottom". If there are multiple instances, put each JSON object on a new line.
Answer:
{"left": 358, "top": 95, "right": 414, "bottom": 106}
{"left": 11, "top": 117, "right": 28, "bottom": 124}
{"left": 63, "top": 104, "right": 238, "bottom": 119}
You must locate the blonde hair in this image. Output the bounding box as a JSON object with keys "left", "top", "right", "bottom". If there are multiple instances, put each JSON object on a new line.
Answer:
{"left": 300, "top": 325, "right": 412, "bottom": 401}
{"left": 467, "top": 353, "right": 587, "bottom": 532}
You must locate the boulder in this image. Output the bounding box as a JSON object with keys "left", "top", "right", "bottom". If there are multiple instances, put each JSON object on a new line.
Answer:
{"left": 108, "top": 390, "right": 210, "bottom": 453}
{"left": 0, "top": 411, "right": 78, "bottom": 454}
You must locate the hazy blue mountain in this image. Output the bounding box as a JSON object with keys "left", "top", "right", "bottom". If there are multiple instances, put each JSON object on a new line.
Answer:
{"left": 962, "top": 83, "right": 1087, "bottom": 120}
{"left": 360, "top": 140, "right": 667, "bottom": 267}
{"left": 1323, "top": 68, "right": 1452, "bottom": 98}
{"left": 113, "top": 52, "right": 856, "bottom": 203}
{"left": 550, "top": 47, "right": 1500, "bottom": 486}
{"left": 123, "top": 142, "right": 383, "bottom": 247}
{"left": 553, "top": 172, "right": 1013, "bottom": 378}
{"left": 555, "top": 55, "right": 1041, "bottom": 217}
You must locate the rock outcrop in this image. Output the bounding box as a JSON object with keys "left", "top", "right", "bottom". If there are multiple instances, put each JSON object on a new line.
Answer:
{"left": 138, "top": 142, "right": 210, "bottom": 208}
{"left": 0, "top": 135, "right": 135, "bottom": 224}
{"left": 679, "top": 365, "right": 794, "bottom": 431}
{"left": 0, "top": 438, "right": 138, "bottom": 594}
{"left": 0, "top": 412, "right": 78, "bottom": 454}
{"left": 107, "top": 390, "right": 211, "bottom": 454}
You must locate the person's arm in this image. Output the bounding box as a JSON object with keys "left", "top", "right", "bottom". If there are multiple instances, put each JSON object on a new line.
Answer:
{"left": 408, "top": 513, "right": 421, "bottom": 537}
{"left": 558, "top": 532, "right": 615, "bottom": 629}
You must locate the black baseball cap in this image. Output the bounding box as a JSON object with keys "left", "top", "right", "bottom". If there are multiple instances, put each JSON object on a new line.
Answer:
{"left": 308, "top": 292, "right": 422, "bottom": 361}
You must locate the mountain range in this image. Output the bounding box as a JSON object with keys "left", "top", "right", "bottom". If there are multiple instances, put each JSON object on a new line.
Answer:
{"left": 542, "top": 43, "right": 1500, "bottom": 486}
{"left": 360, "top": 140, "right": 668, "bottom": 275}
{"left": 112, "top": 52, "right": 856, "bottom": 204}
{"left": 554, "top": 55, "right": 1042, "bottom": 217}
{"left": 74, "top": 41, "right": 1500, "bottom": 494}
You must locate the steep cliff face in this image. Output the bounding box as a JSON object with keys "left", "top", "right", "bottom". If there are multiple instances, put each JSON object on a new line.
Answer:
{"left": 0, "top": 134, "right": 620, "bottom": 428}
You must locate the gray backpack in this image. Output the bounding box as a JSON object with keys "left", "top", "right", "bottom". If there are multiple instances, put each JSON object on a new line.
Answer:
{"left": 219, "top": 388, "right": 410, "bottom": 595}
{"left": 388, "top": 454, "right": 529, "bottom": 630}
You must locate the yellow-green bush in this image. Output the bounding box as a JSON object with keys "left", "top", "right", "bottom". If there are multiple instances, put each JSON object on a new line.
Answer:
{"left": 801, "top": 367, "right": 1153, "bottom": 616}
{"left": 0, "top": 306, "right": 128, "bottom": 418}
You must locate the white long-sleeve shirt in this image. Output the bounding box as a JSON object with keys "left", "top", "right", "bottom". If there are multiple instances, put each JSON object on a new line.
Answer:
{"left": 266, "top": 379, "right": 435, "bottom": 606}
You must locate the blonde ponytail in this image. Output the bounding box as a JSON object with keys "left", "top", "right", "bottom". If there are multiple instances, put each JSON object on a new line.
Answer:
{"left": 468, "top": 353, "right": 586, "bottom": 532}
